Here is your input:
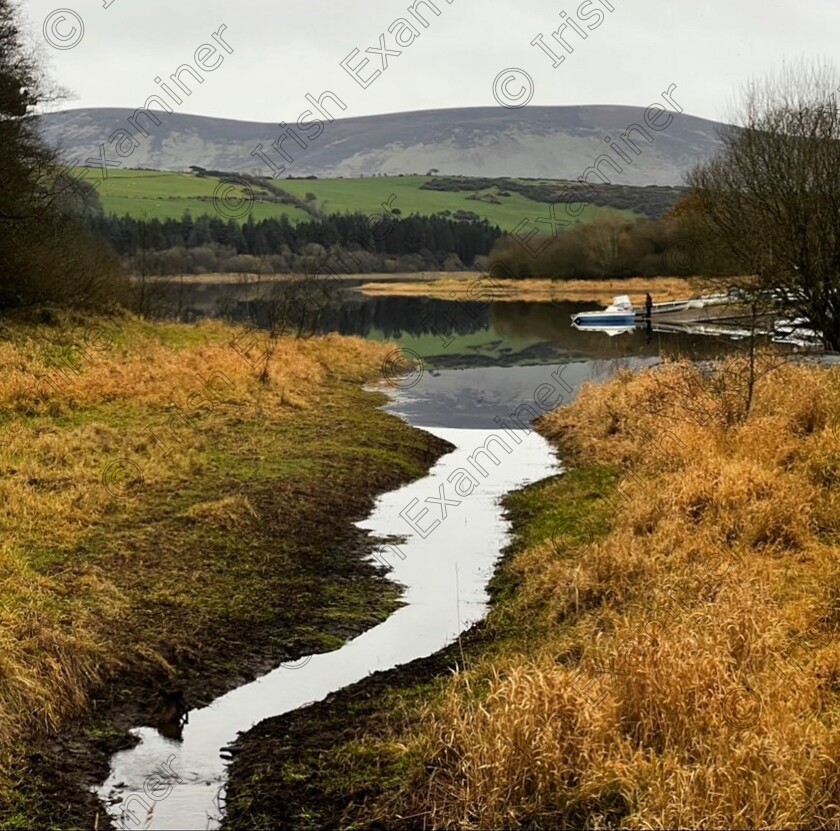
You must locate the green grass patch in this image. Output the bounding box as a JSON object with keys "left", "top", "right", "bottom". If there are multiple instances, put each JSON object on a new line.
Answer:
{"left": 86, "top": 169, "right": 637, "bottom": 230}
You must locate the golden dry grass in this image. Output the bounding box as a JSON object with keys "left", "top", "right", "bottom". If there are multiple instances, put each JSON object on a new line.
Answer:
{"left": 378, "top": 358, "right": 840, "bottom": 829}
{"left": 150, "top": 271, "right": 458, "bottom": 285}
{"left": 0, "top": 311, "right": 397, "bottom": 805}
{"left": 358, "top": 276, "right": 700, "bottom": 306}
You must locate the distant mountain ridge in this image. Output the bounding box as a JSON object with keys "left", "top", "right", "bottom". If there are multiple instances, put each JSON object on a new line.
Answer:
{"left": 38, "top": 105, "right": 726, "bottom": 185}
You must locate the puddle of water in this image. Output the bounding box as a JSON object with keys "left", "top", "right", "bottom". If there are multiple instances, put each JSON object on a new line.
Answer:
{"left": 97, "top": 421, "right": 559, "bottom": 830}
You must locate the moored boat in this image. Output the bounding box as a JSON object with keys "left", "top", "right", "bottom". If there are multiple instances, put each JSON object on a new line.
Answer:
{"left": 571, "top": 295, "right": 636, "bottom": 327}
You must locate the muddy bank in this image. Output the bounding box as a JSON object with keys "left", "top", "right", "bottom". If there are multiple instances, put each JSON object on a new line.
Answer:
{"left": 219, "top": 473, "right": 573, "bottom": 831}
{"left": 96, "top": 416, "right": 557, "bottom": 829}
{"left": 222, "top": 626, "right": 485, "bottom": 831}
{"left": 21, "top": 426, "right": 450, "bottom": 830}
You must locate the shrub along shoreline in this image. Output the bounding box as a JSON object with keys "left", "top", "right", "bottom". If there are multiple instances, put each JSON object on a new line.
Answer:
{"left": 0, "top": 311, "right": 449, "bottom": 830}
{"left": 223, "top": 356, "right": 840, "bottom": 830}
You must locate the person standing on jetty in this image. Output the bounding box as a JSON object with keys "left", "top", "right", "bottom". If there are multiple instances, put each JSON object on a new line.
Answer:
{"left": 644, "top": 292, "right": 654, "bottom": 343}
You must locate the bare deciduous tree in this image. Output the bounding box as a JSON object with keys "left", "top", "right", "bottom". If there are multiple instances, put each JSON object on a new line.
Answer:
{"left": 688, "top": 60, "right": 840, "bottom": 351}
{"left": 585, "top": 216, "right": 624, "bottom": 275}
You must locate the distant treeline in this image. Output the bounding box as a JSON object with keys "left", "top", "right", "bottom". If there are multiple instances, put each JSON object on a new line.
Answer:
{"left": 422, "top": 177, "right": 685, "bottom": 220}
{"left": 85, "top": 212, "right": 503, "bottom": 275}
{"left": 490, "top": 215, "right": 739, "bottom": 278}
{"left": 81, "top": 208, "right": 741, "bottom": 280}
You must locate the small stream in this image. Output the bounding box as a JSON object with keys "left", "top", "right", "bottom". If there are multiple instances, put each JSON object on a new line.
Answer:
{"left": 97, "top": 365, "right": 566, "bottom": 830}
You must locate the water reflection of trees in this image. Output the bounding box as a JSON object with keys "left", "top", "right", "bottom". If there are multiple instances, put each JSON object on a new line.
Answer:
{"left": 176, "top": 282, "right": 755, "bottom": 362}
{"left": 327, "top": 296, "right": 492, "bottom": 339}
{"left": 490, "top": 302, "right": 746, "bottom": 360}
{"left": 230, "top": 295, "right": 493, "bottom": 339}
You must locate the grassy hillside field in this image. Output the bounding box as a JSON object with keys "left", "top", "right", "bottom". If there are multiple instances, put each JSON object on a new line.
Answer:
{"left": 87, "top": 170, "right": 637, "bottom": 230}
{"left": 88, "top": 170, "right": 313, "bottom": 223}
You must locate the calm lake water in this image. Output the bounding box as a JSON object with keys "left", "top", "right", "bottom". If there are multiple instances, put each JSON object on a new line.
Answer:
{"left": 179, "top": 280, "right": 752, "bottom": 368}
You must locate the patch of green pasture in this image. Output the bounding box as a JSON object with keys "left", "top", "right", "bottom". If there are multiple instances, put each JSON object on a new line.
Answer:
{"left": 84, "top": 169, "right": 637, "bottom": 229}
{"left": 276, "top": 175, "right": 635, "bottom": 230}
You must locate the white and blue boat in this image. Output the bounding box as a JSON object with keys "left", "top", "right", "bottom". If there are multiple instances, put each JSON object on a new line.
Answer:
{"left": 571, "top": 295, "right": 636, "bottom": 328}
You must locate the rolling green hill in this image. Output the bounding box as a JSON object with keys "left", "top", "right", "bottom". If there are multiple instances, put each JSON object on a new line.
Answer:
{"left": 87, "top": 169, "right": 659, "bottom": 230}
{"left": 91, "top": 170, "right": 312, "bottom": 223}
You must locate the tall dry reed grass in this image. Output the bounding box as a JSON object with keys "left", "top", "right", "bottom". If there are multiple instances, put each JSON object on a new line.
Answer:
{"left": 0, "top": 312, "right": 393, "bottom": 788}
{"left": 382, "top": 357, "right": 840, "bottom": 829}
{"left": 359, "top": 276, "right": 699, "bottom": 305}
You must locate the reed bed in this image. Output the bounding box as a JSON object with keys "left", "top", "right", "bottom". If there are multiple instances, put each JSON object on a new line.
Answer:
{"left": 378, "top": 357, "right": 840, "bottom": 829}
{"left": 358, "top": 276, "right": 699, "bottom": 305}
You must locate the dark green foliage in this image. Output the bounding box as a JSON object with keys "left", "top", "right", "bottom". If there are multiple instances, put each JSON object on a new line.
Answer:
{"left": 85, "top": 212, "right": 503, "bottom": 275}
{"left": 421, "top": 176, "right": 685, "bottom": 220}
{"left": 0, "top": 0, "right": 124, "bottom": 310}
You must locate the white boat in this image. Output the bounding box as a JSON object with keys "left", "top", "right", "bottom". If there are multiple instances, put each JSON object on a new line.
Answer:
{"left": 773, "top": 317, "right": 821, "bottom": 343}
{"left": 571, "top": 295, "right": 636, "bottom": 327}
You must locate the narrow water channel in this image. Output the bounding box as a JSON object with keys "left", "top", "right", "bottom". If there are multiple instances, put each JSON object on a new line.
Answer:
{"left": 97, "top": 365, "right": 565, "bottom": 830}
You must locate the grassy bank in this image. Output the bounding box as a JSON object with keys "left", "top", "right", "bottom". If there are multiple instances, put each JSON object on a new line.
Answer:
{"left": 224, "top": 356, "right": 840, "bottom": 829}
{"left": 357, "top": 275, "right": 699, "bottom": 305}
{"left": 0, "top": 311, "right": 448, "bottom": 829}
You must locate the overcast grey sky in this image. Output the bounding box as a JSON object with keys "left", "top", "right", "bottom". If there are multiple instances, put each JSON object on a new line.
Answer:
{"left": 23, "top": 0, "right": 838, "bottom": 124}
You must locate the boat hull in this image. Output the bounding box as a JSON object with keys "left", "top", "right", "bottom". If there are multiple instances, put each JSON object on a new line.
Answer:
{"left": 571, "top": 313, "right": 636, "bottom": 327}
{"left": 571, "top": 324, "right": 635, "bottom": 336}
